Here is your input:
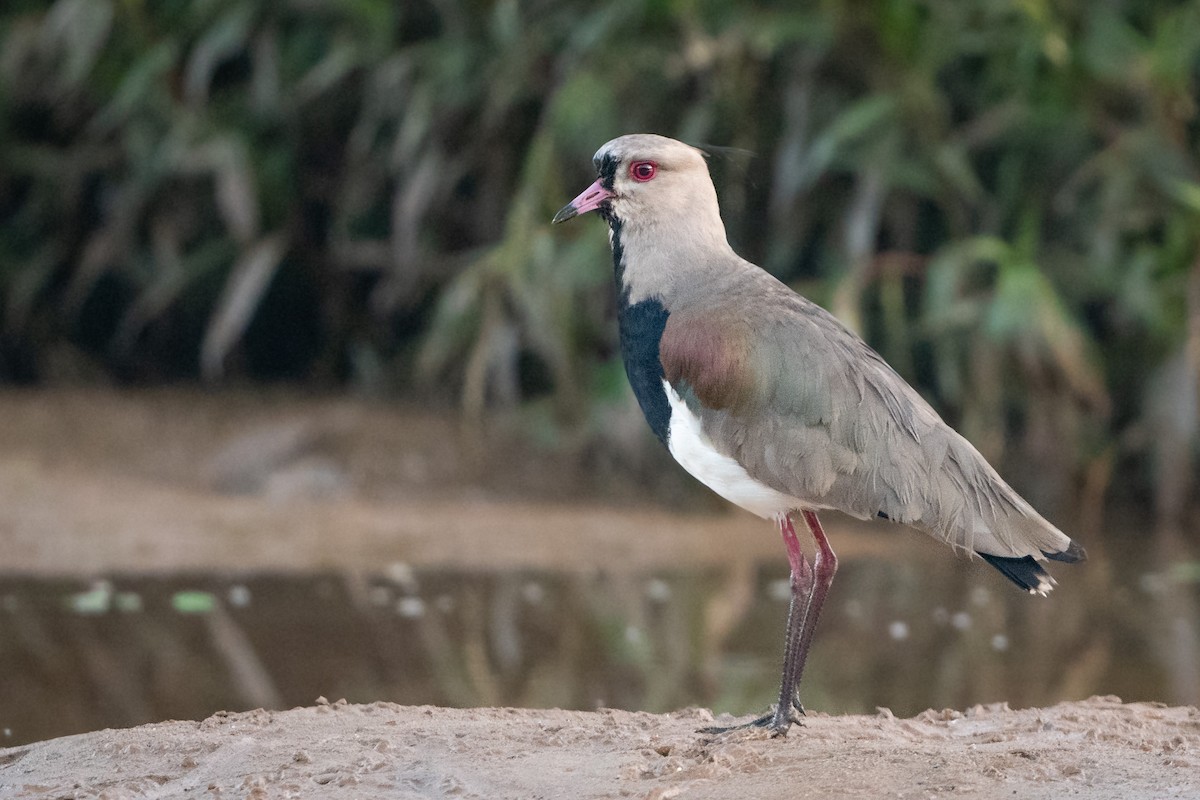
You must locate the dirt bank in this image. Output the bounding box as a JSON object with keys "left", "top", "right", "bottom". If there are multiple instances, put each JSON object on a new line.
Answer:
{"left": 0, "top": 387, "right": 903, "bottom": 576}
{"left": 2, "top": 696, "right": 1197, "bottom": 799}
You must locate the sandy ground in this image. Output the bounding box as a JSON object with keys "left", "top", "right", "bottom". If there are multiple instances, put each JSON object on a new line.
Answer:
{"left": 1, "top": 697, "right": 1197, "bottom": 799}
{"left": 2, "top": 390, "right": 1198, "bottom": 798}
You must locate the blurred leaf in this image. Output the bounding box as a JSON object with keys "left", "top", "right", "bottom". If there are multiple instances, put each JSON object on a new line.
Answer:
{"left": 66, "top": 584, "right": 111, "bottom": 615}
{"left": 1164, "top": 179, "right": 1200, "bottom": 216}
{"left": 204, "top": 135, "right": 260, "bottom": 243}
{"left": 88, "top": 40, "right": 179, "bottom": 135}
{"left": 172, "top": 591, "right": 217, "bottom": 614}
{"left": 200, "top": 234, "right": 287, "bottom": 381}
{"left": 799, "top": 94, "right": 897, "bottom": 189}
{"left": 183, "top": 4, "right": 255, "bottom": 105}
{"left": 1171, "top": 562, "right": 1200, "bottom": 584}
{"left": 292, "top": 40, "right": 362, "bottom": 106}
{"left": 41, "top": 0, "right": 113, "bottom": 88}
{"left": 4, "top": 242, "right": 64, "bottom": 335}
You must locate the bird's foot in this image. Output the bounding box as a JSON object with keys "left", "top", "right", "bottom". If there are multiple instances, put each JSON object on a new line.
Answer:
{"left": 698, "top": 701, "right": 805, "bottom": 737}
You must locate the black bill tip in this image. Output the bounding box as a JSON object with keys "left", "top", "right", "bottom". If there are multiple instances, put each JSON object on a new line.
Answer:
{"left": 551, "top": 204, "right": 578, "bottom": 224}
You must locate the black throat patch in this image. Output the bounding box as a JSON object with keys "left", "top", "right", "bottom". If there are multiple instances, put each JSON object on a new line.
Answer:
{"left": 609, "top": 215, "right": 671, "bottom": 446}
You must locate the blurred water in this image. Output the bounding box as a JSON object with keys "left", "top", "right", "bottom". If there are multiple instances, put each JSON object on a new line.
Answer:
{"left": 2, "top": 546, "right": 1195, "bottom": 747}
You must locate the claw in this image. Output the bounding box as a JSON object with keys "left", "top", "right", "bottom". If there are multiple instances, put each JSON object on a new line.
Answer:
{"left": 697, "top": 703, "right": 804, "bottom": 737}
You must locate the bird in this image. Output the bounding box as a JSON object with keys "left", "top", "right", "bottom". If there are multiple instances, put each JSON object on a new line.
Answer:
{"left": 552, "top": 133, "right": 1086, "bottom": 736}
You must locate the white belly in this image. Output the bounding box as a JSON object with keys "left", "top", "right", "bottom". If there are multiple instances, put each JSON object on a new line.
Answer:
{"left": 663, "top": 381, "right": 803, "bottom": 519}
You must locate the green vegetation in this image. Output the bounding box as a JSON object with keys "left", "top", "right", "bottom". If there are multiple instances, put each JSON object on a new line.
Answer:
{"left": 2, "top": 0, "right": 1198, "bottom": 516}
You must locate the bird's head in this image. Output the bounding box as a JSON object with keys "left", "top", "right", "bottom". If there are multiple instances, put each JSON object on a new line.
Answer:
{"left": 552, "top": 134, "right": 717, "bottom": 228}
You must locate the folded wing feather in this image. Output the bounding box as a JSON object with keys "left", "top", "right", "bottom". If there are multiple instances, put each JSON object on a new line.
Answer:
{"left": 658, "top": 268, "right": 1074, "bottom": 562}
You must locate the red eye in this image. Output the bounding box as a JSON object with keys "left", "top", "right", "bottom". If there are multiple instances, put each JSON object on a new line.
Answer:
{"left": 630, "top": 161, "right": 657, "bottom": 182}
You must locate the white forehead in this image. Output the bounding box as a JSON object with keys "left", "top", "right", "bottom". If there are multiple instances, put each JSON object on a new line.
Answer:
{"left": 592, "top": 134, "right": 706, "bottom": 170}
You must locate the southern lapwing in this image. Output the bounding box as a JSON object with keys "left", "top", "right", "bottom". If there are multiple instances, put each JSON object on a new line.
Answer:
{"left": 552, "top": 134, "right": 1086, "bottom": 736}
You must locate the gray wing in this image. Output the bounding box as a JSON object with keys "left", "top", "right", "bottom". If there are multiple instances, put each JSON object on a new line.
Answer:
{"left": 664, "top": 269, "right": 1074, "bottom": 562}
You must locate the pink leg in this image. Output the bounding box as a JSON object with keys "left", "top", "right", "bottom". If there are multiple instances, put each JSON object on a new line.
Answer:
{"left": 767, "top": 514, "right": 817, "bottom": 732}
{"left": 788, "top": 511, "right": 838, "bottom": 708}
{"left": 701, "top": 511, "right": 837, "bottom": 737}
{"left": 781, "top": 515, "right": 814, "bottom": 596}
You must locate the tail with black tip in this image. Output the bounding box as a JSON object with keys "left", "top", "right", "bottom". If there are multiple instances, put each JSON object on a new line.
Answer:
{"left": 979, "top": 539, "right": 1087, "bottom": 596}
